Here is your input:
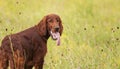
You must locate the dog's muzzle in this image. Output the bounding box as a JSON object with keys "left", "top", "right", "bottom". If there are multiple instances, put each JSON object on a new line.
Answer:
{"left": 50, "top": 31, "right": 60, "bottom": 46}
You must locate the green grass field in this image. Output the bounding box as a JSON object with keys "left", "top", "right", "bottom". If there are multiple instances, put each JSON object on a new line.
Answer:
{"left": 0, "top": 0, "right": 120, "bottom": 69}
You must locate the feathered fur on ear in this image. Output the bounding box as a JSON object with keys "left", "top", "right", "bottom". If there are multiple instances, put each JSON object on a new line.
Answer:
{"left": 37, "top": 16, "right": 47, "bottom": 36}
{"left": 59, "top": 17, "right": 63, "bottom": 36}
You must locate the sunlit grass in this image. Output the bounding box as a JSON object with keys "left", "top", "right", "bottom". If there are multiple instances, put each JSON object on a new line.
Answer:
{"left": 0, "top": 0, "right": 120, "bottom": 69}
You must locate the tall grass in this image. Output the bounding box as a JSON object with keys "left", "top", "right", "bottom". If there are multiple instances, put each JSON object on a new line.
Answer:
{"left": 0, "top": 0, "right": 120, "bottom": 69}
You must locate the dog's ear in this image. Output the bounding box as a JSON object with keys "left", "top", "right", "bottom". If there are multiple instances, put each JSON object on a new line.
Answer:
{"left": 59, "top": 17, "right": 63, "bottom": 36}
{"left": 37, "top": 16, "right": 47, "bottom": 36}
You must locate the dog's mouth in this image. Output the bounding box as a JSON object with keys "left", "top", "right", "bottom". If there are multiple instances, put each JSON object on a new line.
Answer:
{"left": 50, "top": 31, "right": 60, "bottom": 46}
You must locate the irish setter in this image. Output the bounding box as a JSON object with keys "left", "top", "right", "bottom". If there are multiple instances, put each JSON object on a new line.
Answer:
{"left": 0, "top": 14, "right": 63, "bottom": 69}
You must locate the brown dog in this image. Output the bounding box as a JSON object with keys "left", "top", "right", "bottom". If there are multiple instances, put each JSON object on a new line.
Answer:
{"left": 0, "top": 14, "right": 63, "bottom": 69}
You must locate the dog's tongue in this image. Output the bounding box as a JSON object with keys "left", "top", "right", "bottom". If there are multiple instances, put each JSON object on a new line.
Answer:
{"left": 55, "top": 32, "right": 60, "bottom": 46}
{"left": 52, "top": 32, "right": 60, "bottom": 46}
{"left": 51, "top": 31, "right": 61, "bottom": 46}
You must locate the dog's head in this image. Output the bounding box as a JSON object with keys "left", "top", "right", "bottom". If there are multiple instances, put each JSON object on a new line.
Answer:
{"left": 37, "top": 14, "right": 63, "bottom": 45}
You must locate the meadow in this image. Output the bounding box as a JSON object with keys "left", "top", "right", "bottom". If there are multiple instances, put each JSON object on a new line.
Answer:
{"left": 0, "top": 0, "right": 120, "bottom": 69}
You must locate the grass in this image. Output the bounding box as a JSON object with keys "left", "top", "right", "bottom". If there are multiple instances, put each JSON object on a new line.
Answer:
{"left": 0, "top": 0, "right": 120, "bottom": 69}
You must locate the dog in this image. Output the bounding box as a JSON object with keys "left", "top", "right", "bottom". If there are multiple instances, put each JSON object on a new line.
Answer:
{"left": 0, "top": 14, "right": 63, "bottom": 69}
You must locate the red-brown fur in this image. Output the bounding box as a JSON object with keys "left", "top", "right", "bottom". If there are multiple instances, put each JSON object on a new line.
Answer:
{"left": 0, "top": 14, "right": 63, "bottom": 69}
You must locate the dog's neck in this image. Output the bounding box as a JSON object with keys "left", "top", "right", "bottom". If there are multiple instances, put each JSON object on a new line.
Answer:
{"left": 43, "top": 31, "right": 50, "bottom": 40}
{"left": 34, "top": 25, "right": 50, "bottom": 41}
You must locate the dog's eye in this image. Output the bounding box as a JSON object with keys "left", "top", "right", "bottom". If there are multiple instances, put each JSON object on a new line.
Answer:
{"left": 56, "top": 20, "right": 59, "bottom": 22}
{"left": 56, "top": 19, "right": 59, "bottom": 22}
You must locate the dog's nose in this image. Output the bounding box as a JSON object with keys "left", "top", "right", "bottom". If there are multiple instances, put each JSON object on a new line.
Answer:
{"left": 54, "top": 26, "right": 60, "bottom": 32}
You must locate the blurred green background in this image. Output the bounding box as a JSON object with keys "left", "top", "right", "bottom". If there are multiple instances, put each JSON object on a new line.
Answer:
{"left": 0, "top": 0, "right": 120, "bottom": 69}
